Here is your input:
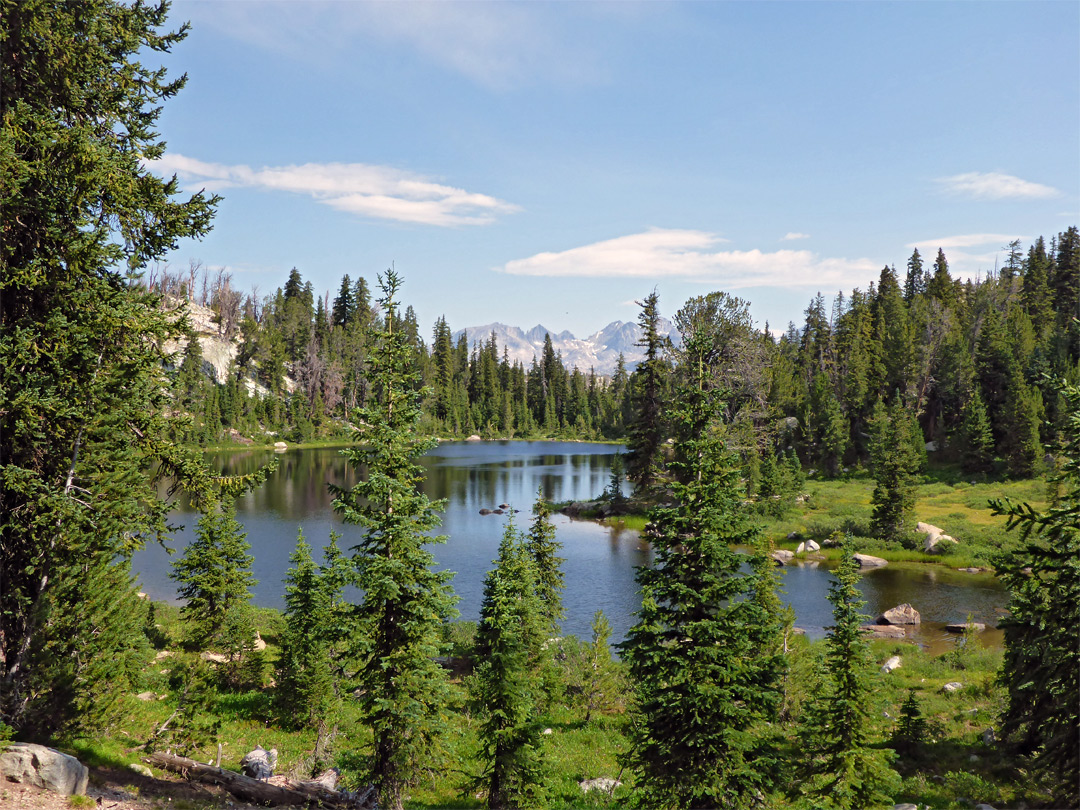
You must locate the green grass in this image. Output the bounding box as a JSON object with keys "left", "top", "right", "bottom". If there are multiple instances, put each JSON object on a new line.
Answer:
{"left": 756, "top": 469, "right": 1045, "bottom": 567}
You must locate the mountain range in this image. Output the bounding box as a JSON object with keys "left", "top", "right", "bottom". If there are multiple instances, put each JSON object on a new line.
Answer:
{"left": 453, "top": 319, "right": 678, "bottom": 377}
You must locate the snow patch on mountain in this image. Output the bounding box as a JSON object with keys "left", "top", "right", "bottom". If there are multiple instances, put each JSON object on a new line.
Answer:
{"left": 454, "top": 319, "right": 677, "bottom": 377}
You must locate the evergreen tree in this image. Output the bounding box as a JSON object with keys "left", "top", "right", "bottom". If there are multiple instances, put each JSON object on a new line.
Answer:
{"left": 0, "top": 0, "right": 222, "bottom": 735}
{"left": 332, "top": 274, "right": 355, "bottom": 327}
{"left": 578, "top": 611, "right": 622, "bottom": 724}
{"left": 990, "top": 379, "right": 1080, "bottom": 808}
{"left": 170, "top": 503, "right": 257, "bottom": 654}
{"left": 620, "top": 322, "right": 781, "bottom": 809}
{"left": 626, "top": 291, "right": 668, "bottom": 495}
{"left": 330, "top": 270, "right": 457, "bottom": 810}
{"left": 524, "top": 488, "right": 564, "bottom": 637}
{"left": 275, "top": 531, "right": 349, "bottom": 731}
{"left": 869, "top": 397, "right": 920, "bottom": 547}
{"left": 470, "top": 522, "right": 548, "bottom": 809}
{"left": 799, "top": 544, "right": 899, "bottom": 808}
{"left": 958, "top": 388, "right": 995, "bottom": 474}
{"left": 903, "top": 248, "right": 925, "bottom": 302}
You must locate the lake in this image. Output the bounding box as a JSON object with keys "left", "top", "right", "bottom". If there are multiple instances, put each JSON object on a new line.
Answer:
{"left": 131, "top": 441, "right": 1008, "bottom": 652}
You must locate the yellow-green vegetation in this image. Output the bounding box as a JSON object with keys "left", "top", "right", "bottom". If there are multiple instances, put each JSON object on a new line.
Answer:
{"left": 758, "top": 471, "right": 1046, "bottom": 566}
{"left": 56, "top": 599, "right": 1055, "bottom": 809}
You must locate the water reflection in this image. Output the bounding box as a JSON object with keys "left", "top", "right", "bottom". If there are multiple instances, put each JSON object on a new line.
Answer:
{"left": 132, "top": 442, "right": 1007, "bottom": 650}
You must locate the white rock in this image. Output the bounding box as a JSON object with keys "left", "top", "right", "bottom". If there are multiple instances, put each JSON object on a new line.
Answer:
{"left": 854, "top": 553, "right": 888, "bottom": 568}
{"left": 580, "top": 777, "right": 621, "bottom": 793}
{"left": 942, "top": 682, "right": 964, "bottom": 692}
{"left": 796, "top": 541, "right": 806, "bottom": 554}
{"left": 880, "top": 655, "right": 902, "bottom": 674}
{"left": 805, "top": 539, "right": 821, "bottom": 552}
{"left": 0, "top": 743, "right": 89, "bottom": 796}
{"left": 129, "top": 763, "right": 154, "bottom": 778}
{"left": 136, "top": 691, "right": 157, "bottom": 701}
{"left": 466, "top": 434, "right": 482, "bottom": 442}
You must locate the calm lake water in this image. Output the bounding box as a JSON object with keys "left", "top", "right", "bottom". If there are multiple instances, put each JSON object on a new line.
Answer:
{"left": 131, "top": 441, "right": 1008, "bottom": 652}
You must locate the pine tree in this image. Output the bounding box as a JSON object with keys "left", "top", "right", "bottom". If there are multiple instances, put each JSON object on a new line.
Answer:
{"left": 470, "top": 522, "right": 548, "bottom": 809}
{"left": 958, "top": 388, "right": 995, "bottom": 474}
{"left": 892, "top": 689, "right": 928, "bottom": 758}
{"left": 332, "top": 274, "right": 355, "bottom": 328}
{"left": 799, "top": 544, "right": 899, "bottom": 808}
{"left": 626, "top": 291, "right": 668, "bottom": 495}
{"left": 579, "top": 611, "right": 622, "bottom": 724}
{"left": 275, "top": 531, "right": 349, "bottom": 731}
{"left": 330, "top": 270, "right": 457, "bottom": 810}
{"left": 869, "top": 397, "right": 920, "bottom": 547}
{"left": 620, "top": 322, "right": 781, "bottom": 809}
{"left": 170, "top": 503, "right": 257, "bottom": 656}
{"left": 990, "top": 379, "right": 1080, "bottom": 808}
{"left": 524, "top": 487, "right": 564, "bottom": 637}
{"left": 1, "top": 0, "right": 222, "bottom": 734}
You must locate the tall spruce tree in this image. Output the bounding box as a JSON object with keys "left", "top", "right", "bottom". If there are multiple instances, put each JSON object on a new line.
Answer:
{"left": 275, "top": 531, "right": 350, "bottom": 732}
{"left": 869, "top": 397, "right": 920, "bottom": 547}
{"left": 330, "top": 270, "right": 457, "bottom": 810}
{"left": 990, "top": 379, "right": 1080, "bottom": 808}
{"left": 798, "top": 544, "right": 899, "bottom": 809}
{"left": 626, "top": 291, "right": 668, "bottom": 495}
{"left": 524, "top": 487, "right": 564, "bottom": 637}
{"left": 620, "top": 323, "right": 781, "bottom": 809}
{"left": 470, "top": 521, "right": 548, "bottom": 810}
{"left": 0, "top": 0, "right": 222, "bottom": 735}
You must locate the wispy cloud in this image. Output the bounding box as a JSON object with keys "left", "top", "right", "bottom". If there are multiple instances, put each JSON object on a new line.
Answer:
{"left": 906, "top": 233, "right": 1027, "bottom": 251}
{"left": 499, "top": 229, "right": 877, "bottom": 289}
{"left": 936, "top": 172, "right": 1060, "bottom": 201}
{"left": 148, "top": 154, "right": 518, "bottom": 226}
{"left": 186, "top": 1, "right": 615, "bottom": 90}
{"left": 781, "top": 232, "right": 810, "bottom": 241}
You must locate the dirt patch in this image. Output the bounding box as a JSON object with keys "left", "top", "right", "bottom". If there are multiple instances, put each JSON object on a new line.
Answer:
{"left": 2, "top": 764, "right": 273, "bottom": 810}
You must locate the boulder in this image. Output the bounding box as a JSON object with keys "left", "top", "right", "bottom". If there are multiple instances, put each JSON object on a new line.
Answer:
{"left": 240, "top": 746, "right": 278, "bottom": 780}
{"left": 878, "top": 603, "right": 921, "bottom": 626}
{"left": 479, "top": 508, "right": 492, "bottom": 515}
{"left": 465, "top": 434, "right": 482, "bottom": 442}
{"left": 129, "top": 763, "right": 154, "bottom": 777}
{"left": 942, "top": 682, "right": 964, "bottom": 693}
{"left": 796, "top": 541, "right": 806, "bottom": 554}
{"left": 983, "top": 728, "right": 996, "bottom": 745}
{"left": 924, "top": 533, "right": 958, "bottom": 554}
{"left": 0, "top": 743, "right": 89, "bottom": 796}
{"left": 854, "top": 553, "right": 888, "bottom": 568}
{"left": 771, "top": 549, "right": 794, "bottom": 564}
{"left": 916, "top": 521, "right": 944, "bottom": 539}
{"left": 273, "top": 441, "right": 288, "bottom": 452}
{"left": 804, "top": 539, "right": 821, "bottom": 552}
{"left": 945, "top": 621, "right": 986, "bottom": 633}
{"left": 861, "top": 624, "right": 906, "bottom": 639}
{"left": 880, "top": 655, "right": 902, "bottom": 674}
{"left": 787, "top": 531, "right": 803, "bottom": 541}
{"left": 580, "top": 777, "right": 621, "bottom": 793}
{"left": 253, "top": 631, "right": 267, "bottom": 651}
{"left": 499, "top": 503, "right": 510, "bottom": 510}
{"left": 136, "top": 691, "right": 157, "bottom": 701}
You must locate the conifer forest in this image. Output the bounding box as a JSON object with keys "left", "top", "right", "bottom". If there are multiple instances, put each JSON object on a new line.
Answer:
{"left": 1, "top": 3, "right": 1078, "bottom": 810}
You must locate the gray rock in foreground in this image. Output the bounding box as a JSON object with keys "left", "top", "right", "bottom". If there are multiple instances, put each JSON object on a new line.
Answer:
{"left": 854, "top": 552, "right": 888, "bottom": 568}
{"left": 0, "top": 742, "right": 89, "bottom": 796}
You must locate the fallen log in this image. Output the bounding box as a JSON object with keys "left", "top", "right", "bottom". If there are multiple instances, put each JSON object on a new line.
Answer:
{"left": 144, "top": 752, "right": 374, "bottom": 808}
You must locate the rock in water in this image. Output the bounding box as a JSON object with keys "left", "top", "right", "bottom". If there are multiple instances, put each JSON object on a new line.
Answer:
{"left": 0, "top": 743, "right": 89, "bottom": 796}
{"left": 878, "top": 603, "right": 921, "bottom": 625}
{"left": 240, "top": 746, "right": 278, "bottom": 780}
{"left": 854, "top": 552, "right": 888, "bottom": 568}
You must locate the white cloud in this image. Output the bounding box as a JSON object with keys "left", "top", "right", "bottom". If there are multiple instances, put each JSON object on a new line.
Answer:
{"left": 906, "top": 233, "right": 1028, "bottom": 251}
{"left": 936, "top": 172, "right": 1060, "bottom": 201}
{"left": 147, "top": 154, "right": 518, "bottom": 226}
{"left": 781, "top": 232, "right": 810, "bottom": 241}
{"left": 499, "top": 229, "right": 877, "bottom": 289}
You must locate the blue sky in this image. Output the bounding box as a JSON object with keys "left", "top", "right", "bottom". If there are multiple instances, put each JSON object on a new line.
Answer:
{"left": 150, "top": 1, "right": 1079, "bottom": 339}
